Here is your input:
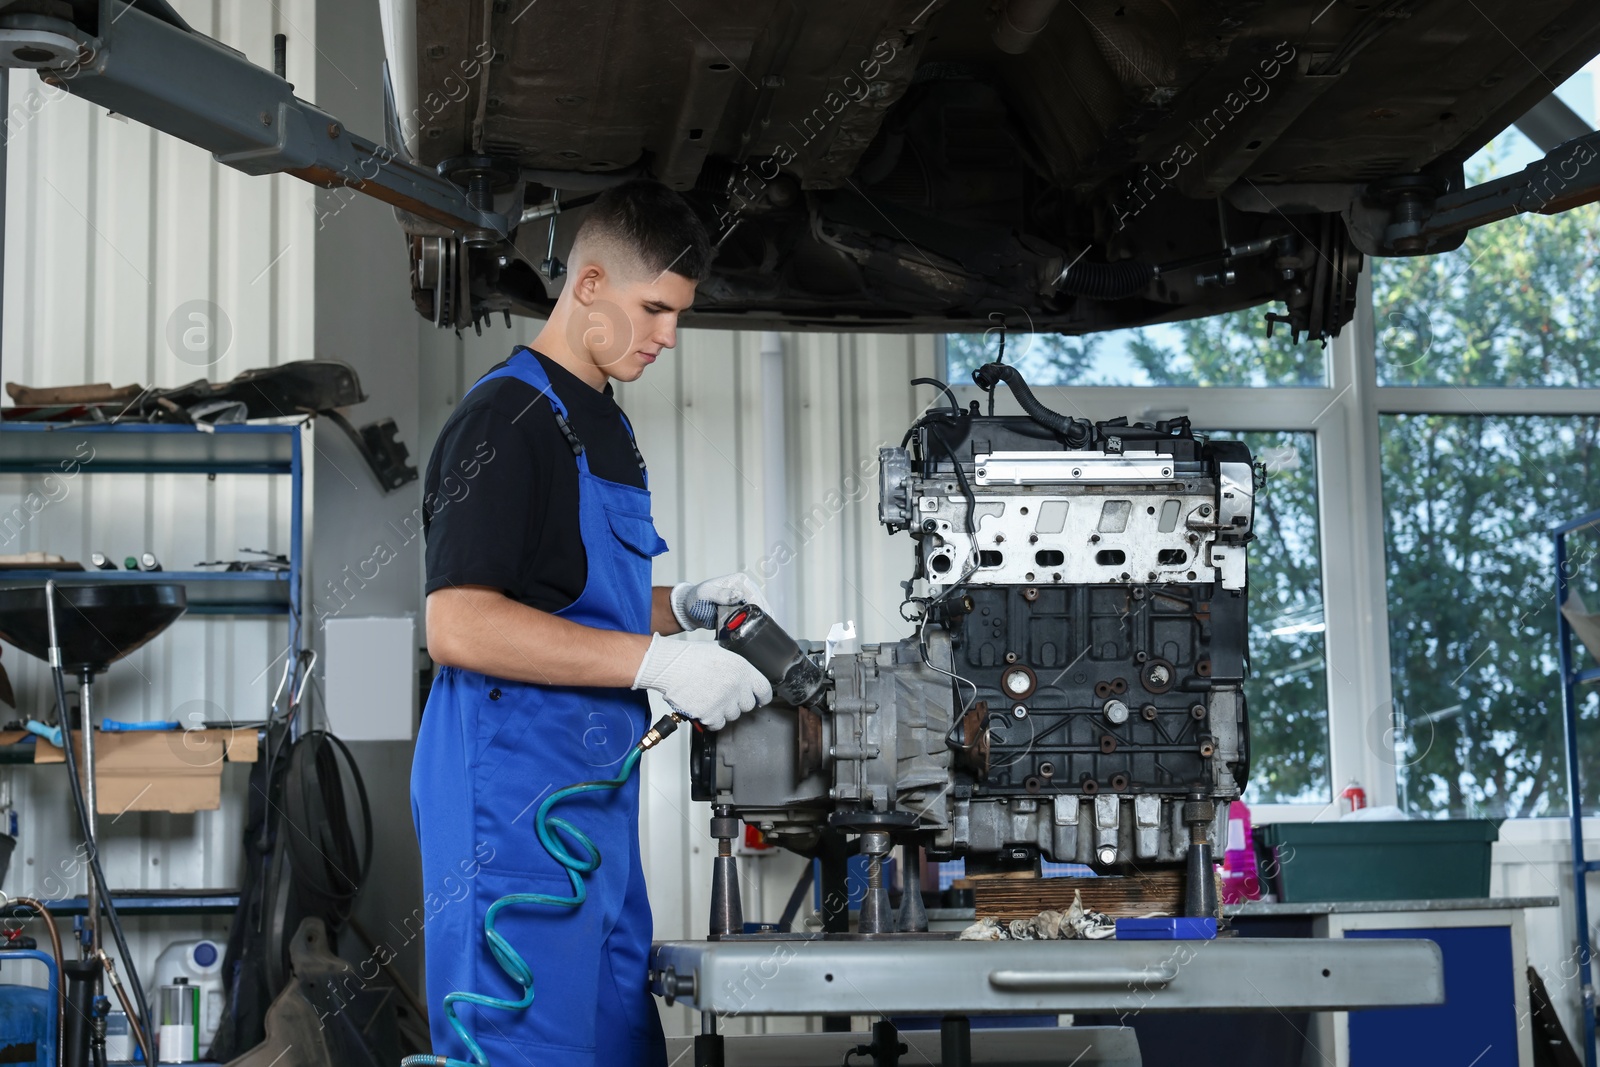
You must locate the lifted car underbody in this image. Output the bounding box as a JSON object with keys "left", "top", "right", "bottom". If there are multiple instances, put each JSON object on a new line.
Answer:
{"left": 384, "top": 0, "right": 1600, "bottom": 340}
{"left": 7, "top": 0, "right": 1600, "bottom": 343}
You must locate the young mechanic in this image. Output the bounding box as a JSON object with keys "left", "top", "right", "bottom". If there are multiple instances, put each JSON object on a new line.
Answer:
{"left": 411, "top": 179, "right": 772, "bottom": 1067}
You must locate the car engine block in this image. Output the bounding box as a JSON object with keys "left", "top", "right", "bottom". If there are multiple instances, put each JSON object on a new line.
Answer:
{"left": 691, "top": 363, "right": 1255, "bottom": 921}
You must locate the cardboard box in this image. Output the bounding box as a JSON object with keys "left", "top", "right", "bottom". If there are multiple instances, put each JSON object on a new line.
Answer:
{"left": 0, "top": 728, "right": 259, "bottom": 814}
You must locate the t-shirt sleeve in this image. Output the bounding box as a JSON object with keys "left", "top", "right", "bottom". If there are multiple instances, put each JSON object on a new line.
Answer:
{"left": 423, "top": 406, "right": 542, "bottom": 596}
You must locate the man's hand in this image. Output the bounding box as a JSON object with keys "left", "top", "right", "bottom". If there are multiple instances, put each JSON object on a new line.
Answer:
{"left": 632, "top": 635, "right": 773, "bottom": 730}
{"left": 669, "top": 572, "right": 769, "bottom": 631}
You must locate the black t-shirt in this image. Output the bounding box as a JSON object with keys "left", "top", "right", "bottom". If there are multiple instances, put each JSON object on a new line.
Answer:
{"left": 422, "top": 348, "right": 647, "bottom": 613}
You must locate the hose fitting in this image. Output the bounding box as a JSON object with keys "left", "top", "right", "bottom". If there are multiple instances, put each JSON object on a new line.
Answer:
{"left": 638, "top": 714, "right": 682, "bottom": 751}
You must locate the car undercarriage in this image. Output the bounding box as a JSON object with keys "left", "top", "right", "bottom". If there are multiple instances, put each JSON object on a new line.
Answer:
{"left": 383, "top": 0, "right": 1600, "bottom": 339}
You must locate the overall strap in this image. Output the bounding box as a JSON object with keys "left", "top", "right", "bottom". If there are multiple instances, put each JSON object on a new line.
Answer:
{"left": 466, "top": 347, "right": 589, "bottom": 471}
{"left": 615, "top": 409, "right": 649, "bottom": 488}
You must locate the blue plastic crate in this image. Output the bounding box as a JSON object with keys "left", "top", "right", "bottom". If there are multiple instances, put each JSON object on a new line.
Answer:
{"left": 1115, "top": 917, "right": 1217, "bottom": 940}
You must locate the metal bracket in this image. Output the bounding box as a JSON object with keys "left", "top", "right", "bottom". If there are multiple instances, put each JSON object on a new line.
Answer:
{"left": 319, "top": 410, "right": 419, "bottom": 492}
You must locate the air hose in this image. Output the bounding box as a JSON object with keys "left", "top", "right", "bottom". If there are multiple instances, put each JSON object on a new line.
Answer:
{"left": 401, "top": 713, "right": 681, "bottom": 1067}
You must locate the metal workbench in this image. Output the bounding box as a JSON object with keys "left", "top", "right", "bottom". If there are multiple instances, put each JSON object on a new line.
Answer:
{"left": 1225, "top": 894, "right": 1558, "bottom": 917}
{"left": 650, "top": 935, "right": 1445, "bottom": 1066}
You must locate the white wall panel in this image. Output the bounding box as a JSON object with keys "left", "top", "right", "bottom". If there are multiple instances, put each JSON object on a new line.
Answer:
{"left": 0, "top": 0, "right": 317, "bottom": 992}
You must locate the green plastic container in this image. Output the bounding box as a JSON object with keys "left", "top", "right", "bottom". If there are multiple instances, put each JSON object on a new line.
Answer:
{"left": 1255, "top": 819, "right": 1499, "bottom": 902}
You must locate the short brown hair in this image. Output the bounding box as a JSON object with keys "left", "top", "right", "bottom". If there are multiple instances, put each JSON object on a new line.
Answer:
{"left": 572, "top": 179, "right": 712, "bottom": 281}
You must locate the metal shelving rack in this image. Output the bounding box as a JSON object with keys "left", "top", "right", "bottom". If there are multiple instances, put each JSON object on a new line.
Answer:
{"left": 0, "top": 420, "right": 304, "bottom": 913}
{"left": 1556, "top": 505, "right": 1600, "bottom": 1067}
{"left": 0, "top": 421, "right": 303, "bottom": 642}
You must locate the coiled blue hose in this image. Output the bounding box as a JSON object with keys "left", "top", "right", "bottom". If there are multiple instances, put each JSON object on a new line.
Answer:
{"left": 401, "top": 744, "right": 649, "bottom": 1067}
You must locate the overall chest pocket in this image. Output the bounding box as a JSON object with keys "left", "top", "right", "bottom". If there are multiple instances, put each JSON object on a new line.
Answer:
{"left": 604, "top": 504, "right": 668, "bottom": 559}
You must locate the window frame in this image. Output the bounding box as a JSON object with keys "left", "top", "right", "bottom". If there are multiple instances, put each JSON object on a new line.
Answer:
{"left": 941, "top": 268, "right": 1600, "bottom": 823}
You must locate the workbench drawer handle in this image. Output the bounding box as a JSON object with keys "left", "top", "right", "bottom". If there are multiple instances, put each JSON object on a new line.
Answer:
{"left": 988, "top": 963, "right": 1180, "bottom": 991}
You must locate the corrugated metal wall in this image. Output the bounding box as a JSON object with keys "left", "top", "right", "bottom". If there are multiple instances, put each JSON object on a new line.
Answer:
{"left": 0, "top": 0, "right": 316, "bottom": 989}
{"left": 426, "top": 325, "right": 940, "bottom": 1035}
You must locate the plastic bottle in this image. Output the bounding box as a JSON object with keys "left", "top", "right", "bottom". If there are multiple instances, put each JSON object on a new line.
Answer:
{"left": 105, "top": 1007, "right": 134, "bottom": 1063}
{"left": 1220, "top": 799, "right": 1261, "bottom": 903}
{"left": 158, "top": 979, "right": 196, "bottom": 1063}
{"left": 152, "top": 940, "right": 223, "bottom": 1054}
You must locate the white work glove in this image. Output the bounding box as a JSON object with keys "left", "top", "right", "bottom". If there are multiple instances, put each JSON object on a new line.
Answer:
{"left": 669, "top": 572, "right": 770, "bottom": 631}
{"left": 632, "top": 635, "right": 773, "bottom": 730}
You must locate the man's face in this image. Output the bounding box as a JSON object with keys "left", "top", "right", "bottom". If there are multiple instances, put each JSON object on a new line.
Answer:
{"left": 575, "top": 267, "right": 697, "bottom": 383}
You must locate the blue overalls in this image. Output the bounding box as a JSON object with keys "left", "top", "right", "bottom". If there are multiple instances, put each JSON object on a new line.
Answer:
{"left": 411, "top": 348, "right": 670, "bottom": 1066}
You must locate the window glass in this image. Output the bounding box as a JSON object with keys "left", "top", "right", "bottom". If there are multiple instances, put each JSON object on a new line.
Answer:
{"left": 1382, "top": 414, "right": 1600, "bottom": 815}
{"left": 1374, "top": 69, "right": 1600, "bottom": 388}
{"left": 1215, "top": 431, "right": 1331, "bottom": 804}
{"left": 946, "top": 307, "right": 1327, "bottom": 388}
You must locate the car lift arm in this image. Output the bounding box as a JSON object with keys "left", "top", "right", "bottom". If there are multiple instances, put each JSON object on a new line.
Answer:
{"left": 1340, "top": 126, "right": 1600, "bottom": 256}
{"left": 0, "top": 0, "right": 514, "bottom": 239}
